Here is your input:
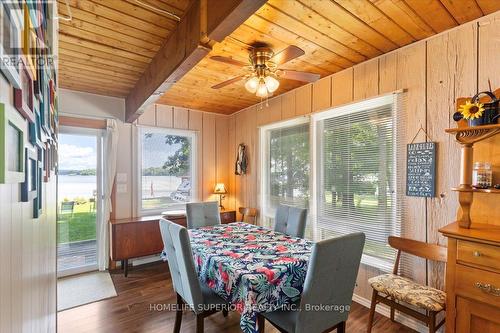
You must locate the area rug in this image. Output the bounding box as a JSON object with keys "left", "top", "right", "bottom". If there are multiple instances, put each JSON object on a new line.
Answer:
{"left": 57, "top": 271, "right": 117, "bottom": 311}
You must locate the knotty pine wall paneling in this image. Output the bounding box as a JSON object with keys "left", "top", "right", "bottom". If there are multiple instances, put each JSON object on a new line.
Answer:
{"left": 227, "top": 13, "right": 500, "bottom": 302}
{"left": 331, "top": 68, "right": 354, "bottom": 106}
{"left": 281, "top": 90, "right": 296, "bottom": 120}
{"left": 295, "top": 84, "right": 312, "bottom": 116}
{"left": 396, "top": 42, "right": 428, "bottom": 285}
{"left": 426, "top": 23, "right": 477, "bottom": 289}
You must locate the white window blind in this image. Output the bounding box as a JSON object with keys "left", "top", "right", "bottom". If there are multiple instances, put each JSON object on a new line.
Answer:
{"left": 313, "top": 94, "right": 404, "bottom": 270}
{"left": 261, "top": 120, "right": 310, "bottom": 229}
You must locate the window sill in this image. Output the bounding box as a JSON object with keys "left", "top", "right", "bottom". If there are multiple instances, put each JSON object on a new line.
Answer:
{"left": 360, "top": 254, "right": 393, "bottom": 273}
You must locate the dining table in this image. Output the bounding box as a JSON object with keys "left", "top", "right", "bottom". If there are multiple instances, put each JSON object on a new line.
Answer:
{"left": 189, "top": 222, "right": 313, "bottom": 333}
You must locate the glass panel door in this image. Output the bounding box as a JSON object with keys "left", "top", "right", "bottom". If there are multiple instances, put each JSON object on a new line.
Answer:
{"left": 57, "top": 127, "right": 102, "bottom": 276}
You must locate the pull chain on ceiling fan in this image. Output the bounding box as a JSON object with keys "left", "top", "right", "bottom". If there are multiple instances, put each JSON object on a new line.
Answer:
{"left": 210, "top": 45, "right": 321, "bottom": 99}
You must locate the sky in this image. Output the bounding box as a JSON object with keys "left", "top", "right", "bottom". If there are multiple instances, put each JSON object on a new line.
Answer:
{"left": 59, "top": 134, "right": 97, "bottom": 170}
{"left": 58, "top": 131, "right": 185, "bottom": 170}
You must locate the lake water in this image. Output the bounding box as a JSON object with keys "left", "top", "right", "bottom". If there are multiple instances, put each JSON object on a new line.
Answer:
{"left": 58, "top": 175, "right": 183, "bottom": 201}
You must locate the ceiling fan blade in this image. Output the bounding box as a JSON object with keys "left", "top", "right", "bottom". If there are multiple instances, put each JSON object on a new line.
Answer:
{"left": 210, "top": 56, "right": 248, "bottom": 67}
{"left": 280, "top": 70, "right": 321, "bottom": 83}
{"left": 211, "top": 76, "right": 245, "bottom": 89}
{"left": 271, "top": 45, "right": 305, "bottom": 65}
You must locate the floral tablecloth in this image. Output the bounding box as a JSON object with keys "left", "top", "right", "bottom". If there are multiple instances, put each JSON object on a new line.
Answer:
{"left": 189, "top": 222, "right": 313, "bottom": 333}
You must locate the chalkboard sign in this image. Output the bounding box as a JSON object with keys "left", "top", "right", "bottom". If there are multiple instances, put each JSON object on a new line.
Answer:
{"left": 406, "top": 142, "right": 436, "bottom": 197}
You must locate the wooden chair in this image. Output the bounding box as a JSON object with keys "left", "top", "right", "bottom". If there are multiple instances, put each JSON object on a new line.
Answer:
{"left": 367, "top": 236, "right": 447, "bottom": 333}
{"left": 239, "top": 207, "right": 257, "bottom": 224}
{"left": 60, "top": 201, "right": 75, "bottom": 217}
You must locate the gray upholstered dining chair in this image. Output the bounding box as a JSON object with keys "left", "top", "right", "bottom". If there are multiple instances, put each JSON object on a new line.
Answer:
{"left": 186, "top": 201, "right": 221, "bottom": 229}
{"left": 258, "top": 232, "right": 366, "bottom": 333}
{"left": 274, "top": 204, "right": 307, "bottom": 238}
{"left": 159, "top": 218, "right": 228, "bottom": 333}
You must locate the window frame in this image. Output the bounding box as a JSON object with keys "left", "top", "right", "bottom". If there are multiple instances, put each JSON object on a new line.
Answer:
{"left": 259, "top": 116, "right": 311, "bottom": 224}
{"left": 311, "top": 93, "right": 401, "bottom": 272}
{"left": 135, "top": 125, "right": 198, "bottom": 216}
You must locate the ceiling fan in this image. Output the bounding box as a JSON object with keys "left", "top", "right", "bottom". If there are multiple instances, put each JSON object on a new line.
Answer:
{"left": 210, "top": 44, "right": 321, "bottom": 98}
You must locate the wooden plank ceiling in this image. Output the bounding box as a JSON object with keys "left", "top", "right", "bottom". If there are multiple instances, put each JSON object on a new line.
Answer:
{"left": 58, "top": 0, "right": 500, "bottom": 114}
{"left": 57, "top": 0, "right": 191, "bottom": 98}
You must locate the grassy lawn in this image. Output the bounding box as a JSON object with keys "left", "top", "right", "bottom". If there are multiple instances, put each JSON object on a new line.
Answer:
{"left": 57, "top": 201, "right": 96, "bottom": 244}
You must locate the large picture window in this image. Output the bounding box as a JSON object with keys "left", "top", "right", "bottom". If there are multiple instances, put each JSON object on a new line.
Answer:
{"left": 313, "top": 94, "right": 403, "bottom": 270}
{"left": 261, "top": 119, "right": 310, "bottom": 228}
{"left": 137, "top": 127, "right": 197, "bottom": 214}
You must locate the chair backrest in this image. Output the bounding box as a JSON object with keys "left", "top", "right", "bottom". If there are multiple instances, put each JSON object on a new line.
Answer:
{"left": 60, "top": 201, "right": 74, "bottom": 213}
{"left": 388, "top": 236, "right": 447, "bottom": 274}
{"left": 186, "top": 201, "right": 221, "bottom": 229}
{"left": 239, "top": 207, "right": 257, "bottom": 224}
{"left": 159, "top": 219, "right": 204, "bottom": 313}
{"left": 274, "top": 204, "right": 307, "bottom": 238}
{"left": 296, "top": 232, "right": 365, "bottom": 333}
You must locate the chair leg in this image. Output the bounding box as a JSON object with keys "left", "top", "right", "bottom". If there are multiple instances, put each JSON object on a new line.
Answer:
{"left": 257, "top": 314, "right": 265, "bottom": 333}
{"left": 173, "top": 294, "right": 183, "bottom": 333}
{"left": 428, "top": 311, "right": 436, "bottom": 333}
{"left": 367, "top": 289, "right": 378, "bottom": 333}
{"left": 337, "top": 321, "right": 346, "bottom": 333}
{"left": 196, "top": 315, "right": 204, "bottom": 333}
{"left": 390, "top": 298, "right": 395, "bottom": 322}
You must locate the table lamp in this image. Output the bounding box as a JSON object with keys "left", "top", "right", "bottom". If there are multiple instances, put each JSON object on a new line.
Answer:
{"left": 213, "top": 183, "right": 227, "bottom": 210}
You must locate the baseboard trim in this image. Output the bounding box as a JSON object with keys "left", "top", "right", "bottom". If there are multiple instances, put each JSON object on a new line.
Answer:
{"left": 352, "top": 294, "right": 428, "bottom": 333}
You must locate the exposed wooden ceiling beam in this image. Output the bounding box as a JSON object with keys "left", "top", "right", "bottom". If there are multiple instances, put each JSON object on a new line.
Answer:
{"left": 125, "top": 0, "right": 267, "bottom": 123}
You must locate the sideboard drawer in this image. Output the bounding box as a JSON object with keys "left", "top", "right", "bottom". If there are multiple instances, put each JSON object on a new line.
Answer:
{"left": 457, "top": 240, "right": 500, "bottom": 272}
{"left": 455, "top": 264, "right": 500, "bottom": 308}
{"left": 221, "top": 211, "right": 236, "bottom": 224}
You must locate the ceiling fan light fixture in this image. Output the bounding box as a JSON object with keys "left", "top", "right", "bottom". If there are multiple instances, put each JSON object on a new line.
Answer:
{"left": 264, "top": 75, "right": 279, "bottom": 93}
{"left": 245, "top": 76, "right": 259, "bottom": 93}
{"left": 256, "top": 80, "right": 269, "bottom": 98}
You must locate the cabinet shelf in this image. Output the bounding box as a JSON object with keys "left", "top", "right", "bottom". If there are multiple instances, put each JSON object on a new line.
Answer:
{"left": 445, "top": 124, "right": 500, "bottom": 145}
{"left": 452, "top": 187, "right": 500, "bottom": 194}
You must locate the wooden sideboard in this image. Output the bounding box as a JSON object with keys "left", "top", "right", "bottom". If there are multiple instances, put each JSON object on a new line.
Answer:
{"left": 110, "top": 210, "right": 236, "bottom": 276}
{"left": 440, "top": 222, "right": 500, "bottom": 333}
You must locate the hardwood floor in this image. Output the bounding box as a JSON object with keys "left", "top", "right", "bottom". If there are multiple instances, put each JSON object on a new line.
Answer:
{"left": 57, "top": 262, "right": 416, "bottom": 333}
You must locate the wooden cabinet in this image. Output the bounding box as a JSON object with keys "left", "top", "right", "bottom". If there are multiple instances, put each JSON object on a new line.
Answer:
{"left": 440, "top": 222, "right": 500, "bottom": 333}
{"left": 110, "top": 211, "right": 236, "bottom": 276}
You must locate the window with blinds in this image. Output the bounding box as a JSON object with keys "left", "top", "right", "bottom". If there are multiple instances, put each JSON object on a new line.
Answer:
{"left": 260, "top": 120, "right": 310, "bottom": 229}
{"left": 313, "top": 94, "right": 403, "bottom": 270}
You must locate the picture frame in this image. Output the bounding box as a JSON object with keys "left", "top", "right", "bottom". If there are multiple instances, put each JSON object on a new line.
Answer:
{"left": 0, "top": 2, "right": 23, "bottom": 89}
{"left": 29, "top": 100, "right": 42, "bottom": 148}
{"left": 21, "top": 146, "right": 37, "bottom": 202}
{"left": 0, "top": 102, "right": 25, "bottom": 184}
{"left": 14, "top": 55, "right": 35, "bottom": 123}
{"left": 43, "top": 141, "right": 50, "bottom": 182}
{"left": 22, "top": 3, "right": 36, "bottom": 80}
{"left": 41, "top": 71, "right": 50, "bottom": 134}
{"left": 33, "top": 147, "right": 42, "bottom": 218}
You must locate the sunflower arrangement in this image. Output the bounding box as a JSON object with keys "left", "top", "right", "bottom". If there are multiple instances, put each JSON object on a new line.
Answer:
{"left": 458, "top": 100, "right": 485, "bottom": 120}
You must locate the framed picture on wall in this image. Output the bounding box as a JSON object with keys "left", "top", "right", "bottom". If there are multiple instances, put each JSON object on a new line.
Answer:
{"left": 21, "top": 146, "right": 37, "bottom": 203}
{"left": 43, "top": 141, "right": 50, "bottom": 182}
{"left": 14, "top": 56, "right": 35, "bottom": 123}
{"left": 0, "top": 102, "right": 25, "bottom": 184}
{"left": 29, "top": 102, "right": 42, "bottom": 148}
{"left": 22, "top": 3, "right": 36, "bottom": 80}
{"left": 41, "top": 73, "right": 50, "bottom": 135}
{"left": 0, "top": 2, "right": 23, "bottom": 89}
{"left": 33, "top": 147, "right": 42, "bottom": 218}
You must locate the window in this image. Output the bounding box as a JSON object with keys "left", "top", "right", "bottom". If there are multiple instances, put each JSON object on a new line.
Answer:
{"left": 137, "top": 126, "right": 197, "bottom": 214}
{"left": 261, "top": 119, "right": 310, "bottom": 229}
{"left": 313, "top": 94, "right": 403, "bottom": 270}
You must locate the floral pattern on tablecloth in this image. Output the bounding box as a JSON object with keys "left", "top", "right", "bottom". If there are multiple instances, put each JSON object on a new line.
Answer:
{"left": 189, "top": 222, "right": 313, "bottom": 333}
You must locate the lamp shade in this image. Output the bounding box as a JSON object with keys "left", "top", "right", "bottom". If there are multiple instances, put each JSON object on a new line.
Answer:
{"left": 213, "top": 183, "right": 227, "bottom": 194}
